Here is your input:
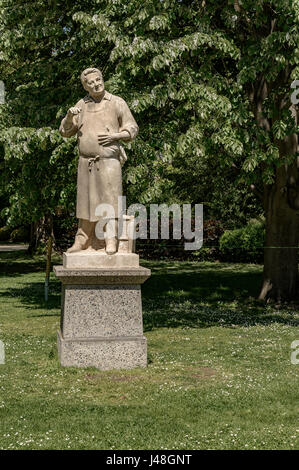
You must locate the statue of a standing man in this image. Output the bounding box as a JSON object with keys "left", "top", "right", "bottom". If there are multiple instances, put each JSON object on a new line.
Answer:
{"left": 59, "top": 67, "right": 139, "bottom": 255}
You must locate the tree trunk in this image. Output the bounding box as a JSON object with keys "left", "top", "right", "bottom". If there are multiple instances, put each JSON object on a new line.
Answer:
{"left": 251, "top": 76, "right": 299, "bottom": 302}
{"left": 259, "top": 171, "right": 299, "bottom": 302}
{"left": 28, "top": 214, "right": 56, "bottom": 254}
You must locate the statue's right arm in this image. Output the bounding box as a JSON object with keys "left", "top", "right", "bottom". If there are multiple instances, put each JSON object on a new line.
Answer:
{"left": 59, "top": 117, "right": 78, "bottom": 138}
{"left": 59, "top": 101, "right": 83, "bottom": 138}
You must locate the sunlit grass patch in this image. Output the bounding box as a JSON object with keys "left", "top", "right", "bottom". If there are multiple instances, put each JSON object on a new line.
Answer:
{"left": 0, "top": 252, "right": 299, "bottom": 449}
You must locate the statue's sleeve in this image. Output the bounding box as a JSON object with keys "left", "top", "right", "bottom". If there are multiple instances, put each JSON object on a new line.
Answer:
{"left": 117, "top": 98, "right": 139, "bottom": 142}
{"left": 59, "top": 100, "right": 82, "bottom": 138}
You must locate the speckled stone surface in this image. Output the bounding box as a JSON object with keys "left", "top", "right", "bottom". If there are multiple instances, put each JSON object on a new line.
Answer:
{"left": 61, "top": 285, "right": 143, "bottom": 339}
{"left": 54, "top": 265, "right": 150, "bottom": 370}
{"left": 57, "top": 331, "right": 147, "bottom": 370}
{"left": 54, "top": 266, "right": 151, "bottom": 285}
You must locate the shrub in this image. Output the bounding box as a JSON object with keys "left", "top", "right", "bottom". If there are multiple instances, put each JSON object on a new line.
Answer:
{"left": 219, "top": 220, "right": 265, "bottom": 263}
{"left": 0, "top": 226, "right": 12, "bottom": 241}
{"left": 191, "top": 219, "right": 225, "bottom": 261}
{"left": 10, "top": 226, "right": 30, "bottom": 243}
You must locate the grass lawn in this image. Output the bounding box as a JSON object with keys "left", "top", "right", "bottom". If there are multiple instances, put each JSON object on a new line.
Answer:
{"left": 0, "top": 251, "right": 299, "bottom": 450}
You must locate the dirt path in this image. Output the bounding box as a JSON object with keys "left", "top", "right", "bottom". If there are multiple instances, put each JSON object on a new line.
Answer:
{"left": 0, "top": 244, "right": 28, "bottom": 252}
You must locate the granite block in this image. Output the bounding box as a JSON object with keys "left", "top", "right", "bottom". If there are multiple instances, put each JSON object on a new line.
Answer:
{"left": 61, "top": 284, "right": 143, "bottom": 339}
{"left": 54, "top": 266, "right": 151, "bottom": 285}
{"left": 57, "top": 330, "right": 147, "bottom": 370}
{"left": 54, "top": 265, "right": 151, "bottom": 370}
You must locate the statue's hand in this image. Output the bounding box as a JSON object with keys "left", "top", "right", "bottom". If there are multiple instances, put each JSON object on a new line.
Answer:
{"left": 98, "top": 133, "right": 119, "bottom": 146}
{"left": 66, "top": 107, "right": 82, "bottom": 121}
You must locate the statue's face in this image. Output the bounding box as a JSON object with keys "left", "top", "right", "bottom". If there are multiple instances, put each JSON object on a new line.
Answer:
{"left": 84, "top": 72, "right": 105, "bottom": 98}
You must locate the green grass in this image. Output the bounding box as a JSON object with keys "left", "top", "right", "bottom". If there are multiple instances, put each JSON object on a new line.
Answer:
{"left": 0, "top": 252, "right": 299, "bottom": 449}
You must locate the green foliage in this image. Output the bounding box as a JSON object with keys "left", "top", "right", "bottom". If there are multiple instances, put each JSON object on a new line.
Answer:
{"left": 0, "top": 0, "right": 114, "bottom": 226}
{"left": 220, "top": 219, "right": 265, "bottom": 263}
{"left": 72, "top": 0, "right": 299, "bottom": 190}
{"left": 70, "top": 0, "right": 299, "bottom": 216}
{"left": 1, "top": 0, "right": 299, "bottom": 242}
{"left": 0, "top": 127, "right": 77, "bottom": 226}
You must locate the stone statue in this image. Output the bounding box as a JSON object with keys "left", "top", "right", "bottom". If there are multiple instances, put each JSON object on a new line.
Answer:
{"left": 59, "top": 67, "right": 139, "bottom": 255}
{"left": 55, "top": 68, "right": 150, "bottom": 371}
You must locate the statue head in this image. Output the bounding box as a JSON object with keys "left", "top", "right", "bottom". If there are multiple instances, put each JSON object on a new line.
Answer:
{"left": 80, "top": 67, "right": 105, "bottom": 99}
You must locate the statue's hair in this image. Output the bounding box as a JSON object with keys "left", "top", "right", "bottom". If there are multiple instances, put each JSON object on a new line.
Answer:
{"left": 80, "top": 67, "right": 103, "bottom": 85}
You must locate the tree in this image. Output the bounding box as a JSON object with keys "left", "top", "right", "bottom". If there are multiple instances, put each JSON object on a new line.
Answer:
{"left": 73, "top": 0, "right": 299, "bottom": 301}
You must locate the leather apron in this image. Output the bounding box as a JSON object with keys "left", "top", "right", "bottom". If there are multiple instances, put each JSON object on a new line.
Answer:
{"left": 76, "top": 100, "right": 122, "bottom": 222}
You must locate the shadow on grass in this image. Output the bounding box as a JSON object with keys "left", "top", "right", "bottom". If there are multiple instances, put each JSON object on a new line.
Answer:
{"left": 143, "top": 267, "right": 261, "bottom": 300}
{"left": 0, "top": 251, "right": 63, "bottom": 275}
{"left": 0, "top": 251, "right": 47, "bottom": 275}
{"left": 1, "top": 253, "right": 299, "bottom": 328}
{"left": 0, "top": 281, "right": 61, "bottom": 313}
{"left": 142, "top": 298, "right": 299, "bottom": 331}
{"left": 0, "top": 251, "right": 61, "bottom": 312}
{"left": 141, "top": 264, "right": 299, "bottom": 330}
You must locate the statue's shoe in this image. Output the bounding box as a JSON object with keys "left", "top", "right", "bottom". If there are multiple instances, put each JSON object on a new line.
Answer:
{"left": 105, "top": 238, "right": 117, "bottom": 255}
{"left": 66, "top": 243, "right": 84, "bottom": 253}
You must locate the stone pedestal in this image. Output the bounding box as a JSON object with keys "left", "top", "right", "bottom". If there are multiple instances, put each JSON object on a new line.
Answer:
{"left": 54, "top": 264, "right": 151, "bottom": 370}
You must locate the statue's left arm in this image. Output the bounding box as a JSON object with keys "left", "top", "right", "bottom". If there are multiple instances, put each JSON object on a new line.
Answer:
{"left": 98, "top": 97, "right": 139, "bottom": 146}
{"left": 117, "top": 98, "right": 139, "bottom": 142}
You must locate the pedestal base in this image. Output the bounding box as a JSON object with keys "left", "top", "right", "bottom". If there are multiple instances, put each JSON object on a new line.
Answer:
{"left": 63, "top": 251, "right": 139, "bottom": 269}
{"left": 57, "top": 330, "right": 147, "bottom": 370}
{"left": 54, "top": 266, "right": 151, "bottom": 370}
